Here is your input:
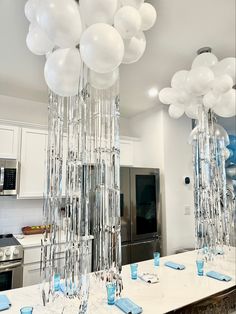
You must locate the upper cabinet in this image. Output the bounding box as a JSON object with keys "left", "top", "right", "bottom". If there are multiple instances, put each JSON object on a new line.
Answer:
{"left": 18, "top": 128, "right": 48, "bottom": 199}
{"left": 0, "top": 124, "right": 19, "bottom": 159}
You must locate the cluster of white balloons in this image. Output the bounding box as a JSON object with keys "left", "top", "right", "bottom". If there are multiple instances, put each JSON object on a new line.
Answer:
{"left": 159, "top": 53, "right": 236, "bottom": 119}
{"left": 25, "top": 0, "right": 157, "bottom": 96}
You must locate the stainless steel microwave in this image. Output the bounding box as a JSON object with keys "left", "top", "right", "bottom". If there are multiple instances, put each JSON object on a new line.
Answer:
{"left": 0, "top": 159, "right": 19, "bottom": 196}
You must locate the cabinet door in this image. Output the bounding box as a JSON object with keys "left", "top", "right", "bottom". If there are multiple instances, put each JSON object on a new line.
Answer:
{"left": 19, "top": 128, "right": 47, "bottom": 199}
{"left": 120, "top": 140, "right": 134, "bottom": 166}
{"left": 0, "top": 124, "right": 19, "bottom": 159}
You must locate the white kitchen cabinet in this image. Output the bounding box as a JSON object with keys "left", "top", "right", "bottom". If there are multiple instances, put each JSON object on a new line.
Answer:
{"left": 0, "top": 124, "right": 19, "bottom": 159}
{"left": 19, "top": 128, "right": 47, "bottom": 199}
{"left": 120, "top": 139, "right": 134, "bottom": 166}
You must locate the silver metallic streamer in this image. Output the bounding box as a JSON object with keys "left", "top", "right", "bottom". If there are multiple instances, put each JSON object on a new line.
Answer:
{"left": 190, "top": 106, "right": 233, "bottom": 260}
{"left": 41, "top": 64, "right": 122, "bottom": 312}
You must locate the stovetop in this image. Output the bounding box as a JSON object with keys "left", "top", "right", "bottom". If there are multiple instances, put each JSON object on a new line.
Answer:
{"left": 0, "top": 234, "right": 20, "bottom": 248}
{"left": 0, "top": 234, "right": 23, "bottom": 262}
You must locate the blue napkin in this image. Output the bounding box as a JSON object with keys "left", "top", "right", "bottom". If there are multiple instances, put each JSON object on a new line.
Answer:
{"left": 164, "top": 261, "right": 185, "bottom": 270}
{"left": 0, "top": 295, "right": 11, "bottom": 311}
{"left": 206, "top": 271, "right": 232, "bottom": 282}
{"left": 115, "top": 298, "right": 143, "bottom": 314}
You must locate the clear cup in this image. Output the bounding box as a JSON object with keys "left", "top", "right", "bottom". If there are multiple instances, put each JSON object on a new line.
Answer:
{"left": 196, "top": 259, "right": 204, "bottom": 276}
{"left": 106, "top": 283, "right": 116, "bottom": 305}
{"left": 20, "top": 307, "right": 33, "bottom": 314}
{"left": 130, "top": 263, "right": 138, "bottom": 280}
{"left": 153, "top": 252, "right": 160, "bottom": 267}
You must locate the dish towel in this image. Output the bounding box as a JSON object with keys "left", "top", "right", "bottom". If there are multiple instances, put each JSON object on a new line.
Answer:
{"left": 206, "top": 271, "right": 232, "bottom": 282}
{"left": 138, "top": 273, "right": 159, "bottom": 284}
{"left": 0, "top": 295, "right": 11, "bottom": 311}
{"left": 164, "top": 261, "right": 185, "bottom": 270}
{"left": 115, "top": 298, "right": 143, "bottom": 314}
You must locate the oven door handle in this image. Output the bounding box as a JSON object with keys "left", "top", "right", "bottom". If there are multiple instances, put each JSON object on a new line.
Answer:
{"left": 0, "top": 167, "right": 4, "bottom": 192}
{"left": 0, "top": 261, "right": 22, "bottom": 271}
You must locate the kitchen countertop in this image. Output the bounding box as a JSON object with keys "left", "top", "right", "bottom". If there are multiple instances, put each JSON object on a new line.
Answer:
{"left": 15, "top": 234, "right": 45, "bottom": 248}
{"left": 2, "top": 248, "right": 236, "bottom": 313}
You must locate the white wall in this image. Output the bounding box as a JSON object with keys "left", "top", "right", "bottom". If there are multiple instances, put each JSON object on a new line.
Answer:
{"left": 129, "top": 106, "right": 195, "bottom": 255}
{"left": 0, "top": 198, "right": 43, "bottom": 234}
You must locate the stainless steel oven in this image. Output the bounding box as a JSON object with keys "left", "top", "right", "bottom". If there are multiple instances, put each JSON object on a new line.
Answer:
{"left": 0, "top": 260, "right": 23, "bottom": 291}
{"left": 0, "top": 234, "right": 23, "bottom": 291}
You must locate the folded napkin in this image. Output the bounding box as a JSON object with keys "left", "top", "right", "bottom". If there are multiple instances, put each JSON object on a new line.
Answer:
{"left": 138, "top": 273, "right": 159, "bottom": 284}
{"left": 0, "top": 295, "right": 11, "bottom": 311}
{"left": 164, "top": 261, "right": 185, "bottom": 270}
{"left": 115, "top": 298, "right": 143, "bottom": 314}
{"left": 206, "top": 271, "right": 232, "bottom": 282}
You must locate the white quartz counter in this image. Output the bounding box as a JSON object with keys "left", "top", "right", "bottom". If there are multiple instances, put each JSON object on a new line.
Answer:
{"left": 15, "top": 234, "right": 44, "bottom": 248}
{"left": 2, "top": 248, "right": 236, "bottom": 313}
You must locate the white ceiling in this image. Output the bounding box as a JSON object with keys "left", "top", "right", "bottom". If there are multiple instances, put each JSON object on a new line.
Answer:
{"left": 0, "top": 0, "right": 235, "bottom": 118}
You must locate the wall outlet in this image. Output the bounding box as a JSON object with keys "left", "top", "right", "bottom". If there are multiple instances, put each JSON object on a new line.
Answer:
{"left": 184, "top": 206, "right": 191, "bottom": 216}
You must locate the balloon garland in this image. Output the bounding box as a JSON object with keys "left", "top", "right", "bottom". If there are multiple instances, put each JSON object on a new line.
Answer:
{"left": 159, "top": 52, "right": 235, "bottom": 119}
{"left": 160, "top": 51, "right": 235, "bottom": 260}
{"left": 25, "top": 0, "right": 157, "bottom": 94}
{"left": 24, "top": 1, "right": 157, "bottom": 312}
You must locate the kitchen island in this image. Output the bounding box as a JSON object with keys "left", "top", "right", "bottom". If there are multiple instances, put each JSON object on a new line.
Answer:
{"left": 2, "top": 249, "right": 236, "bottom": 313}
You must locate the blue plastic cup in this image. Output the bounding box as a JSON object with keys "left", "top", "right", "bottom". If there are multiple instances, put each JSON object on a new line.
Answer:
{"left": 153, "top": 252, "right": 160, "bottom": 267}
{"left": 196, "top": 259, "right": 204, "bottom": 276}
{"left": 20, "top": 307, "right": 33, "bottom": 314}
{"left": 54, "top": 273, "right": 60, "bottom": 291}
{"left": 130, "top": 263, "right": 138, "bottom": 280}
{"left": 106, "top": 283, "right": 116, "bottom": 305}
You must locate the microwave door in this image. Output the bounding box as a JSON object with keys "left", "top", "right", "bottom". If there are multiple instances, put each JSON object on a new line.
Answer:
{"left": 130, "top": 168, "right": 160, "bottom": 242}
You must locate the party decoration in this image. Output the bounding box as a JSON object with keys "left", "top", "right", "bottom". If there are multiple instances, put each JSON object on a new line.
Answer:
{"left": 80, "top": 0, "right": 118, "bottom": 26}
{"left": 36, "top": 0, "right": 82, "bottom": 48}
{"left": 114, "top": 6, "right": 141, "bottom": 39}
{"left": 26, "top": 24, "right": 54, "bottom": 56}
{"left": 160, "top": 50, "right": 236, "bottom": 261}
{"left": 24, "top": 1, "right": 157, "bottom": 312}
{"left": 139, "top": 3, "right": 157, "bottom": 31}
{"left": 122, "top": 32, "right": 146, "bottom": 64}
{"left": 80, "top": 23, "right": 124, "bottom": 73}
{"left": 121, "top": 0, "right": 144, "bottom": 9}
{"left": 191, "top": 52, "right": 218, "bottom": 69}
{"left": 44, "top": 48, "right": 81, "bottom": 97}
{"left": 24, "top": 0, "right": 40, "bottom": 23}
{"left": 89, "top": 68, "right": 119, "bottom": 90}
{"left": 168, "top": 104, "right": 184, "bottom": 119}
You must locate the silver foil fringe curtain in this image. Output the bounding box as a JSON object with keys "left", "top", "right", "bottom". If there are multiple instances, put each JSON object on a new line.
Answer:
{"left": 191, "top": 106, "right": 233, "bottom": 260}
{"left": 41, "top": 65, "right": 122, "bottom": 312}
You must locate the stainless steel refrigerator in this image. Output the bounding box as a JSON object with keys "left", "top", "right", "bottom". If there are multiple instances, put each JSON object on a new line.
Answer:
{"left": 120, "top": 167, "right": 161, "bottom": 265}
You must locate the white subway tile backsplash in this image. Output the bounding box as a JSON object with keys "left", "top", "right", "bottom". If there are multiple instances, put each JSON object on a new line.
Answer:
{"left": 0, "top": 197, "right": 43, "bottom": 234}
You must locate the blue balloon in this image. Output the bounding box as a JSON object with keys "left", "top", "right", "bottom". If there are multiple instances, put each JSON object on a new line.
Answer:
{"left": 227, "top": 134, "right": 236, "bottom": 151}
{"left": 227, "top": 134, "right": 236, "bottom": 165}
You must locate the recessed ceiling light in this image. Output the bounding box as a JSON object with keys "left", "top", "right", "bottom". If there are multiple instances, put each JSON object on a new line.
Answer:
{"left": 148, "top": 87, "right": 159, "bottom": 98}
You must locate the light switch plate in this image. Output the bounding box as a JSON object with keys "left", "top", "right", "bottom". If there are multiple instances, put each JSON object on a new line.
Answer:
{"left": 184, "top": 206, "right": 191, "bottom": 215}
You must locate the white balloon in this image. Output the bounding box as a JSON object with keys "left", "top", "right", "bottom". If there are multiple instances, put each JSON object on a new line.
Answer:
{"left": 139, "top": 3, "right": 157, "bottom": 31}
{"left": 26, "top": 24, "right": 54, "bottom": 56}
{"left": 203, "top": 91, "right": 219, "bottom": 109}
{"left": 212, "top": 74, "right": 233, "bottom": 95}
{"left": 168, "top": 104, "right": 185, "bottom": 119}
{"left": 185, "top": 104, "right": 202, "bottom": 119}
{"left": 89, "top": 69, "right": 119, "bottom": 90}
{"left": 114, "top": 6, "right": 141, "bottom": 39}
{"left": 213, "top": 89, "right": 236, "bottom": 118}
{"left": 36, "top": 0, "right": 82, "bottom": 48}
{"left": 44, "top": 48, "right": 81, "bottom": 97}
{"left": 121, "top": 0, "right": 144, "bottom": 9}
{"left": 24, "top": 0, "right": 40, "bottom": 23}
{"left": 122, "top": 32, "right": 146, "bottom": 64}
{"left": 186, "top": 66, "right": 214, "bottom": 96}
{"left": 212, "top": 57, "right": 236, "bottom": 84}
{"left": 171, "top": 70, "right": 189, "bottom": 90}
{"left": 191, "top": 52, "right": 218, "bottom": 69}
{"left": 80, "top": 0, "right": 118, "bottom": 26}
{"left": 159, "top": 88, "right": 179, "bottom": 105}
{"left": 80, "top": 23, "right": 124, "bottom": 73}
